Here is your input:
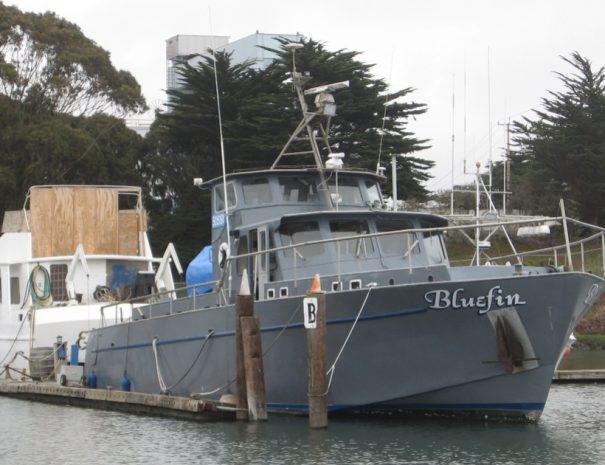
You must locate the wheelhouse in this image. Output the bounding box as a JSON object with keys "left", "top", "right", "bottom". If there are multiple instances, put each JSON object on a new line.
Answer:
{"left": 204, "top": 169, "right": 450, "bottom": 301}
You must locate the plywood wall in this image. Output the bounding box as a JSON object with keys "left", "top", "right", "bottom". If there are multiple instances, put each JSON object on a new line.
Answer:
{"left": 30, "top": 186, "right": 144, "bottom": 258}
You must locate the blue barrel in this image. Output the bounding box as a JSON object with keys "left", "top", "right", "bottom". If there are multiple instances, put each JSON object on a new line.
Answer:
{"left": 70, "top": 344, "right": 79, "bottom": 365}
{"left": 120, "top": 375, "right": 131, "bottom": 392}
{"left": 87, "top": 371, "right": 97, "bottom": 389}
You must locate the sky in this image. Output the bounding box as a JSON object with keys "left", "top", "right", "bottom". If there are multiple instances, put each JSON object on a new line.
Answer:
{"left": 7, "top": 0, "right": 605, "bottom": 191}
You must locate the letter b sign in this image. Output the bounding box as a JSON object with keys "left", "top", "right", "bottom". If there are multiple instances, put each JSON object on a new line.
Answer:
{"left": 303, "top": 297, "right": 318, "bottom": 329}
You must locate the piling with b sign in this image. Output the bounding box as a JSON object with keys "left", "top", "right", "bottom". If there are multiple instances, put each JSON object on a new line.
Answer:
{"left": 305, "top": 273, "right": 328, "bottom": 428}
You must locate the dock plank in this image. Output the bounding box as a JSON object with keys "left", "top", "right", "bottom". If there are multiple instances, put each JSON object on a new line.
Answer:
{"left": 553, "top": 369, "right": 605, "bottom": 383}
{"left": 0, "top": 380, "right": 234, "bottom": 421}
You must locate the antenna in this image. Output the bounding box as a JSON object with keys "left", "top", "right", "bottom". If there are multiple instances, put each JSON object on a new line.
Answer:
{"left": 487, "top": 47, "right": 493, "bottom": 198}
{"left": 463, "top": 71, "right": 467, "bottom": 174}
{"left": 377, "top": 48, "right": 395, "bottom": 175}
{"left": 450, "top": 73, "right": 455, "bottom": 216}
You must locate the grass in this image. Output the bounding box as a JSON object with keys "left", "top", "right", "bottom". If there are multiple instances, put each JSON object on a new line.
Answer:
{"left": 575, "top": 334, "right": 605, "bottom": 350}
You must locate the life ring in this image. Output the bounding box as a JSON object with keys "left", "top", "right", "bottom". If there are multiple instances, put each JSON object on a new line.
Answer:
{"left": 218, "top": 242, "right": 230, "bottom": 270}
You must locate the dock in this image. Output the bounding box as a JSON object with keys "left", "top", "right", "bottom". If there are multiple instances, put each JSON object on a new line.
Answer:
{"left": 553, "top": 369, "right": 605, "bottom": 383}
{"left": 0, "top": 380, "right": 235, "bottom": 421}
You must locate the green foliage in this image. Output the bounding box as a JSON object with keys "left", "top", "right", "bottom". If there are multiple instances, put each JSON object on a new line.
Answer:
{"left": 0, "top": 2, "right": 146, "bottom": 116}
{"left": 0, "top": 3, "right": 147, "bottom": 220}
{"left": 0, "top": 95, "right": 144, "bottom": 215}
{"left": 512, "top": 52, "right": 605, "bottom": 223}
{"left": 144, "top": 40, "right": 433, "bottom": 265}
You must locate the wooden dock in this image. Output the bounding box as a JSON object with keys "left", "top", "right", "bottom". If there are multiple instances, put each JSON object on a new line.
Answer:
{"left": 0, "top": 380, "right": 235, "bottom": 421}
{"left": 553, "top": 369, "right": 605, "bottom": 383}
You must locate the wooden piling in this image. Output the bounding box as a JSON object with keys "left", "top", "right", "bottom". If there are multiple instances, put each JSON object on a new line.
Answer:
{"left": 235, "top": 269, "right": 254, "bottom": 420}
{"left": 306, "top": 275, "right": 328, "bottom": 428}
{"left": 241, "top": 316, "right": 267, "bottom": 421}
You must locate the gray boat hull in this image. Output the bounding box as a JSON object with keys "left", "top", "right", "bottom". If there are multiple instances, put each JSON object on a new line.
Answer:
{"left": 85, "top": 271, "right": 603, "bottom": 421}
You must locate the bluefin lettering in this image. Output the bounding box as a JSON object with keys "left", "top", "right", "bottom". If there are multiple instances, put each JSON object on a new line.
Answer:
{"left": 424, "top": 285, "right": 526, "bottom": 315}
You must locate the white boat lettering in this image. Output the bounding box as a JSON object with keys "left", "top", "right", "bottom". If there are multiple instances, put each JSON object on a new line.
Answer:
{"left": 424, "top": 286, "right": 526, "bottom": 314}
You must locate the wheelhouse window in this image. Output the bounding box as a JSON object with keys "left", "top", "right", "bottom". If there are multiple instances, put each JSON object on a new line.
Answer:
{"left": 422, "top": 224, "right": 447, "bottom": 264}
{"left": 328, "top": 178, "right": 363, "bottom": 205}
{"left": 376, "top": 219, "right": 420, "bottom": 256}
{"left": 329, "top": 220, "right": 374, "bottom": 256}
{"left": 279, "top": 177, "right": 319, "bottom": 203}
{"left": 366, "top": 181, "right": 382, "bottom": 205}
{"left": 236, "top": 236, "right": 248, "bottom": 275}
{"left": 214, "top": 183, "right": 237, "bottom": 212}
{"left": 242, "top": 178, "right": 272, "bottom": 205}
{"left": 278, "top": 222, "right": 324, "bottom": 258}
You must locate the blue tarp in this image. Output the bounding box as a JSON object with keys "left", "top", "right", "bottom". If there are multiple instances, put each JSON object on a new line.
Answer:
{"left": 186, "top": 245, "right": 214, "bottom": 296}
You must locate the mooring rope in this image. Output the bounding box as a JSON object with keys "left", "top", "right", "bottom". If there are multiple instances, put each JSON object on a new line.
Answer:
{"left": 152, "top": 337, "right": 168, "bottom": 393}
{"left": 191, "top": 301, "right": 303, "bottom": 398}
{"left": 325, "top": 287, "right": 373, "bottom": 392}
{"left": 152, "top": 330, "right": 216, "bottom": 395}
{"left": 0, "top": 308, "right": 31, "bottom": 366}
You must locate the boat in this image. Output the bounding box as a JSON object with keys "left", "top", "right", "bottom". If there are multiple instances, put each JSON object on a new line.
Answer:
{"left": 0, "top": 185, "right": 181, "bottom": 380}
{"left": 82, "top": 53, "right": 605, "bottom": 422}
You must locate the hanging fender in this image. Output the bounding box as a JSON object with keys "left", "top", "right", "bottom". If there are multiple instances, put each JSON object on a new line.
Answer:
{"left": 218, "top": 242, "right": 230, "bottom": 270}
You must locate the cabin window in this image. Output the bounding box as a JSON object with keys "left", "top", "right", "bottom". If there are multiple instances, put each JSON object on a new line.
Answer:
{"left": 278, "top": 222, "right": 324, "bottom": 258}
{"left": 376, "top": 219, "right": 420, "bottom": 256}
{"left": 236, "top": 236, "right": 249, "bottom": 275}
{"left": 423, "top": 229, "right": 447, "bottom": 264}
{"left": 279, "top": 177, "right": 318, "bottom": 202}
{"left": 366, "top": 181, "right": 381, "bottom": 205}
{"left": 328, "top": 178, "right": 363, "bottom": 205}
{"left": 214, "top": 183, "right": 237, "bottom": 212}
{"left": 10, "top": 277, "right": 20, "bottom": 305}
{"left": 329, "top": 220, "right": 374, "bottom": 256}
{"left": 50, "top": 264, "right": 69, "bottom": 302}
{"left": 242, "top": 178, "right": 272, "bottom": 205}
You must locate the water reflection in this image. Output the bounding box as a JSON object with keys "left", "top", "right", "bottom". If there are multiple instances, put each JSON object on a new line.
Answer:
{"left": 0, "top": 384, "right": 603, "bottom": 465}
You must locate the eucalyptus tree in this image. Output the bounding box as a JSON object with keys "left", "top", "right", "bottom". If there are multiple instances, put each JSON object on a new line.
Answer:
{"left": 0, "top": 2, "right": 146, "bottom": 116}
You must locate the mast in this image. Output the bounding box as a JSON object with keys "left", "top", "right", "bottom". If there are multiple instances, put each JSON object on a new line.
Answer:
{"left": 271, "top": 43, "right": 349, "bottom": 209}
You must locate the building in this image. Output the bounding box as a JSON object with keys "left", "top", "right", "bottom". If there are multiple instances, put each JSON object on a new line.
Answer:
{"left": 165, "top": 31, "right": 304, "bottom": 91}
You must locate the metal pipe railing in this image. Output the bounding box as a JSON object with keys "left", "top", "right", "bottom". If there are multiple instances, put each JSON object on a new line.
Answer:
{"left": 98, "top": 212, "right": 605, "bottom": 324}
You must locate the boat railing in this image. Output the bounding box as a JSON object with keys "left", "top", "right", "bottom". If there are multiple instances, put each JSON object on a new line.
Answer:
{"left": 98, "top": 213, "right": 605, "bottom": 324}
{"left": 99, "top": 279, "right": 222, "bottom": 327}
{"left": 227, "top": 214, "right": 605, "bottom": 280}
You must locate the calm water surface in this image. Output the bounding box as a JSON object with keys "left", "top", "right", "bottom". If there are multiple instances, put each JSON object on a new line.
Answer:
{"left": 0, "top": 384, "right": 604, "bottom": 465}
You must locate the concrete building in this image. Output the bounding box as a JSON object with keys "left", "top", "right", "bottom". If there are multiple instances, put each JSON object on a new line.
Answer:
{"left": 165, "top": 31, "right": 304, "bottom": 91}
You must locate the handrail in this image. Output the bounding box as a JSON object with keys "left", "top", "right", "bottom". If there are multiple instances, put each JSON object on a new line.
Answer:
{"left": 229, "top": 215, "right": 565, "bottom": 262}
{"left": 99, "top": 279, "right": 222, "bottom": 326}
{"left": 98, "top": 213, "right": 605, "bottom": 323}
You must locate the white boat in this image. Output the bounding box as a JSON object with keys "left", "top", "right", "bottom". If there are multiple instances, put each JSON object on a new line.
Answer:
{"left": 0, "top": 185, "right": 180, "bottom": 380}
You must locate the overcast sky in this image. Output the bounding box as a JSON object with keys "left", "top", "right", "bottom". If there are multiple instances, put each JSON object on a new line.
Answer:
{"left": 8, "top": 0, "right": 605, "bottom": 191}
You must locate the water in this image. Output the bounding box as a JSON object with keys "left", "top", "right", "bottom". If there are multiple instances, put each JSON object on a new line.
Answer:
{"left": 0, "top": 384, "right": 604, "bottom": 465}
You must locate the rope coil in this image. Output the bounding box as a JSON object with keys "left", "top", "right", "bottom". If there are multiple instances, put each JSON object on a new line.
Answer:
{"left": 28, "top": 265, "right": 52, "bottom": 306}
